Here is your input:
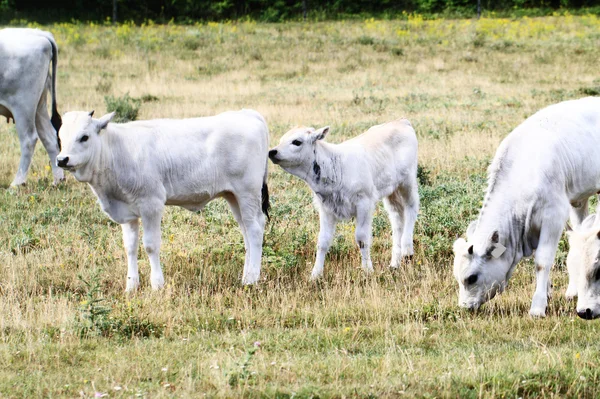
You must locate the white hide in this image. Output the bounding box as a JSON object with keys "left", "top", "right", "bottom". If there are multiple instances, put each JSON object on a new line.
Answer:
{"left": 269, "top": 119, "right": 419, "bottom": 279}
{"left": 566, "top": 214, "right": 600, "bottom": 319}
{"left": 453, "top": 97, "right": 600, "bottom": 317}
{"left": 57, "top": 109, "right": 270, "bottom": 290}
{"left": 0, "top": 28, "right": 64, "bottom": 186}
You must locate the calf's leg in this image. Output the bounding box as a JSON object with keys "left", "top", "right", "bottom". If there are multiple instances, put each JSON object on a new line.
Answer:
{"left": 11, "top": 107, "right": 38, "bottom": 186}
{"left": 141, "top": 207, "right": 165, "bottom": 290}
{"left": 122, "top": 219, "right": 140, "bottom": 292}
{"left": 35, "top": 86, "right": 64, "bottom": 185}
{"left": 530, "top": 207, "right": 569, "bottom": 317}
{"left": 225, "top": 193, "right": 250, "bottom": 271}
{"left": 237, "top": 194, "right": 265, "bottom": 285}
{"left": 355, "top": 200, "right": 374, "bottom": 273}
{"left": 312, "top": 210, "right": 337, "bottom": 280}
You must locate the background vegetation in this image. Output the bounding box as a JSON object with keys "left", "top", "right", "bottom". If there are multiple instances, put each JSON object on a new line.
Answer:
{"left": 1, "top": 14, "right": 600, "bottom": 398}
{"left": 2, "top": 0, "right": 600, "bottom": 23}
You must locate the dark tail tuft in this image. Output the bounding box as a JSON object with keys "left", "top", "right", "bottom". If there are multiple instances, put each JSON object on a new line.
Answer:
{"left": 52, "top": 109, "right": 62, "bottom": 150}
{"left": 261, "top": 182, "right": 270, "bottom": 221}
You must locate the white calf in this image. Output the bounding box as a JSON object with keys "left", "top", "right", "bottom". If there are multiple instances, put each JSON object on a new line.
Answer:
{"left": 0, "top": 28, "right": 64, "bottom": 186}
{"left": 269, "top": 119, "right": 419, "bottom": 279}
{"left": 565, "top": 214, "right": 600, "bottom": 319}
{"left": 453, "top": 97, "right": 600, "bottom": 317}
{"left": 57, "top": 109, "right": 270, "bottom": 290}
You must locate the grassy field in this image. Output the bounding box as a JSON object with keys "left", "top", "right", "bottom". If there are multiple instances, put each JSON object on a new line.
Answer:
{"left": 1, "top": 14, "right": 600, "bottom": 398}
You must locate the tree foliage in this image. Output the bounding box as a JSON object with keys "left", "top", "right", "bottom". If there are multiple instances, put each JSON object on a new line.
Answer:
{"left": 5, "top": 0, "right": 600, "bottom": 23}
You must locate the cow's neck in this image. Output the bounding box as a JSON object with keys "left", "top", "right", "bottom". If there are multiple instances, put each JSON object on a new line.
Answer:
{"left": 306, "top": 141, "right": 342, "bottom": 192}
{"left": 473, "top": 186, "right": 526, "bottom": 274}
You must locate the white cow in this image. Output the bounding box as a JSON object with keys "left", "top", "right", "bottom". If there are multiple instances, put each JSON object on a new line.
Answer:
{"left": 565, "top": 214, "right": 600, "bottom": 319}
{"left": 0, "top": 28, "right": 64, "bottom": 186}
{"left": 453, "top": 96, "right": 600, "bottom": 317}
{"left": 268, "top": 119, "right": 419, "bottom": 279}
{"left": 56, "top": 109, "right": 270, "bottom": 290}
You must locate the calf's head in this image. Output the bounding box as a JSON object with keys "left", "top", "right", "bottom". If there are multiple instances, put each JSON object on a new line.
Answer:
{"left": 453, "top": 223, "right": 512, "bottom": 310}
{"left": 56, "top": 111, "right": 115, "bottom": 171}
{"left": 269, "top": 126, "right": 329, "bottom": 178}
{"left": 566, "top": 221, "right": 600, "bottom": 320}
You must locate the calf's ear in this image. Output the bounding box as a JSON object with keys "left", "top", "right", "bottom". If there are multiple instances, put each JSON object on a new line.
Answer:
{"left": 311, "top": 126, "right": 330, "bottom": 142}
{"left": 94, "top": 112, "right": 116, "bottom": 133}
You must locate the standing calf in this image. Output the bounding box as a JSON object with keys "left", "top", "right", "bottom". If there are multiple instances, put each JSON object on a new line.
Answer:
{"left": 57, "top": 109, "right": 270, "bottom": 290}
{"left": 0, "top": 28, "right": 64, "bottom": 186}
{"left": 453, "top": 97, "right": 600, "bottom": 317}
{"left": 269, "top": 119, "right": 419, "bottom": 279}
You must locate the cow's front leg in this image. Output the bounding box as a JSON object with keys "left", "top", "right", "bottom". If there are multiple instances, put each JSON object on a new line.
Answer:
{"left": 565, "top": 261, "right": 578, "bottom": 300}
{"left": 355, "top": 201, "right": 374, "bottom": 273}
{"left": 530, "top": 214, "right": 566, "bottom": 317}
{"left": 141, "top": 207, "right": 165, "bottom": 290}
{"left": 122, "top": 219, "right": 140, "bottom": 292}
{"left": 311, "top": 210, "right": 337, "bottom": 280}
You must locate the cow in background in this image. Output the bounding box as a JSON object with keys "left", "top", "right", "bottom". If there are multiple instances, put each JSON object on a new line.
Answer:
{"left": 0, "top": 28, "right": 63, "bottom": 186}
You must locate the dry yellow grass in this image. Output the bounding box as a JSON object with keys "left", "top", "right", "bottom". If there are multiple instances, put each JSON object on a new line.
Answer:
{"left": 1, "top": 16, "right": 600, "bottom": 397}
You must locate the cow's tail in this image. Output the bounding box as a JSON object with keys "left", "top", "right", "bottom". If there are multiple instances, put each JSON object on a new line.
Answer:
{"left": 261, "top": 153, "right": 271, "bottom": 221}
{"left": 46, "top": 34, "right": 62, "bottom": 136}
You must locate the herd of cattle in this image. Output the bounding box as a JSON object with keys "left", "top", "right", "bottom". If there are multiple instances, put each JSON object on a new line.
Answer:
{"left": 2, "top": 28, "right": 600, "bottom": 320}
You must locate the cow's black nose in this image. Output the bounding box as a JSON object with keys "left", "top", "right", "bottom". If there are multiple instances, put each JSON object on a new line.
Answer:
{"left": 577, "top": 308, "right": 594, "bottom": 320}
{"left": 57, "top": 156, "right": 69, "bottom": 167}
{"left": 268, "top": 149, "right": 278, "bottom": 158}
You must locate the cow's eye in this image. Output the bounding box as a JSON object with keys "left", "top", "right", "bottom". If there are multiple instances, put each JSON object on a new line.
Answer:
{"left": 292, "top": 140, "right": 302, "bottom": 146}
{"left": 595, "top": 268, "right": 600, "bottom": 282}
{"left": 80, "top": 135, "right": 89, "bottom": 143}
{"left": 466, "top": 274, "right": 478, "bottom": 285}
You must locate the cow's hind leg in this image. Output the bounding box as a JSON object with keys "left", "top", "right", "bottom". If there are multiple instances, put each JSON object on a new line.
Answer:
{"left": 10, "top": 106, "right": 38, "bottom": 186}
{"left": 236, "top": 193, "right": 265, "bottom": 285}
{"left": 35, "top": 83, "right": 64, "bottom": 185}
{"left": 530, "top": 205, "right": 569, "bottom": 317}
{"left": 122, "top": 219, "right": 140, "bottom": 292}
{"left": 140, "top": 206, "right": 165, "bottom": 290}
{"left": 384, "top": 183, "right": 418, "bottom": 268}
{"left": 224, "top": 193, "right": 249, "bottom": 271}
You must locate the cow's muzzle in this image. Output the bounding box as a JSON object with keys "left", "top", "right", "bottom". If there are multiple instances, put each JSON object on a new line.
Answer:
{"left": 268, "top": 149, "right": 280, "bottom": 164}
{"left": 57, "top": 156, "right": 70, "bottom": 168}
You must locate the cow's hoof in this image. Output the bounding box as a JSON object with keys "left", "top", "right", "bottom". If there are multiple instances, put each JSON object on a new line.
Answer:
{"left": 150, "top": 274, "right": 165, "bottom": 290}
{"left": 125, "top": 276, "right": 140, "bottom": 292}
{"left": 310, "top": 269, "right": 323, "bottom": 281}
{"left": 529, "top": 306, "right": 547, "bottom": 318}
{"left": 242, "top": 273, "right": 260, "bottom": 285}
{"left": 565, "top": 287, "right": 578, "bottom": 300}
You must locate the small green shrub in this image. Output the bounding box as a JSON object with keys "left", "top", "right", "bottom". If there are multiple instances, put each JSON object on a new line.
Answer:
{"left": 104, "top": 93, "right": 141, "bottom": 122}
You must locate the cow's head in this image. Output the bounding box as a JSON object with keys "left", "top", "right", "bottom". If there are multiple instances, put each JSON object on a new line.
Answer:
{"left": 56, "top": 111, "right": 115, "bottom": 172}
{"left": 268, "top": 126, "right": 329, "bottom": 179}
{"left": 452, "top": 222, "right": 512, "bottom": 310}
{"left": 566, "top": 221, "right": 600, "bottom": 320}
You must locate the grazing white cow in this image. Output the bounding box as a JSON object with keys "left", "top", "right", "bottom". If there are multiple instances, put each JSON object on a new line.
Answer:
{"left": 0, "top": 28, "right": 64, "bottom": 186}
{"left": 56, "top": 109, "right": 270, "bottom": 290}
{"left": 565, "top": 214, "right": 600, "bottom": 319}
{"left": 268, "top": 119, "right": 419, "bottom": 279}
{"left": 453, "top": 96, "right": 600, "bottom": 317}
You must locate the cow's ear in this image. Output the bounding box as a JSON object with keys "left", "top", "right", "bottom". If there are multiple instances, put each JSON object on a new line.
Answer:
{"left": 95, "top": 112, "right": 116, "bottom": 133}
{"left": 311, "top": 126, "right": 330, "bottom": 142}
{"left": 466, "top": 220, "right": 477, "bottom": 239}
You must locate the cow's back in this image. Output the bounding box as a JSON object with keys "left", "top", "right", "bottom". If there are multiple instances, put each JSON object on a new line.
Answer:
{"left": 0, "top": 29, "right": 52, "bottom": 98}
{"left": 106, "top": 110, "right": 269, "bottom": 202}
